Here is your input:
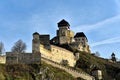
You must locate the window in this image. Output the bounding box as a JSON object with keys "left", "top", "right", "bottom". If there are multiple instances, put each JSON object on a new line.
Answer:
{"left": 82, "top": 38, "right": 84, "bottom": 41}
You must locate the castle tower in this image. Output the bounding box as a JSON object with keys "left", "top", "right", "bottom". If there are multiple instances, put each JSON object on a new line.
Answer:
{"left": 111, "top": 52, "right": 116, "bottom": 62}
{"left": 57, "top": 19, "right": 74, "bottom": 45}
{"left": 74, "top": 32, "right": 88, "bottom": 47}
{"left": 32, "top": 32, "right": 40, "bottom": 53}
{"left": 74, "top": 32, "right": 90, "bottom": 52}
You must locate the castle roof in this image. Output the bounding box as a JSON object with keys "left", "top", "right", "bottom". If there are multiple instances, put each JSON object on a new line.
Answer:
{"left": 74, "top": 32, "right": 86, "bottom": 38}
{"left": 111, "top": 52, "right": 115, "bottom": 56}
{"left": 33, "top": 32, "right": 39, "bottom": 35}
{"left": 57, "top": 19, "right": 70, "bottom": 28}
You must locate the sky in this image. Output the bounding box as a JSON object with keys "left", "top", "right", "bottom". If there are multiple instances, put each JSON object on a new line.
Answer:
{"left": 0, "top": 0, "right": 120, "bottom": 59}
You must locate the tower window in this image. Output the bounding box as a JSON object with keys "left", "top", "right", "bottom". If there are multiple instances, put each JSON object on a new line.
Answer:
{"left": 82, "top": 38, "right": 84, "bottom": 41}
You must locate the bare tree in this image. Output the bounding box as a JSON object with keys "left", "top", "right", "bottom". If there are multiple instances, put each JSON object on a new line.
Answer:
{"left": 11, "top": 39, "right": 26, "bottom": 53}
{"left": 0, "top": 42, "right": 5, "bottom": 55}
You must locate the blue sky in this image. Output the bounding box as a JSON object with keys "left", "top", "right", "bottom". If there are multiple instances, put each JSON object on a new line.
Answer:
{"left": 0, "top": 0, "right": 120, "bottom": 59}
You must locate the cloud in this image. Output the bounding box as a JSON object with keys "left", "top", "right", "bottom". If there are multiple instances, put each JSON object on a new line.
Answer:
{"left": 91, "top": 37, "right": 120, "bottom": 47}
{"left": 73, "top": 15, "right": 120, "bottom": 32}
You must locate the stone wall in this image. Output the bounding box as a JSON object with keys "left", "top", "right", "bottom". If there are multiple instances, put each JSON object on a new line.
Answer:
{"left": 40, "top": 44, "right": 76, "bottom": 67}
{"left": 6, "top": 52, "right": 40, "bottom": 64}
{"left": 41, "top": 57, "right": 95, "bottom": 80}
{"left": 0, "top": 55, "right": 6, "bottom": 64}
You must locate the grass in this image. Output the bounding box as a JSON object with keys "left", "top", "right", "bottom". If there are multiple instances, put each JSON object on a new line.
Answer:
{"left": 75, "top": 51, "right": 120, "bottom": 80}
{"left": 0, "top": 61, "right": 78, "bottom": 80}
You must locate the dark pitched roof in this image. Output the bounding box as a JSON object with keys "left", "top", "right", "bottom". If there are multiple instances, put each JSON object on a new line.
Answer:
{"left": 74, "top": 32, "right": 86, "bottom": 38}
{"left": 57, "top": 19, "right": 70, "bottom": 28}
{"left": 33, "top": 32, "right": 39, "bottom": 35}
{"left": 111, "top": 52, "right": 115, "bottom": 56}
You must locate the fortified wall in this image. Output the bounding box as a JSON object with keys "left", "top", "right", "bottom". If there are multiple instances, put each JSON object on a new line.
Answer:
{"left": 40, "top": 44, "right": 76, "bottom": 67}
{"left": 6, "top": 52, "right": 40, "bottom": 64}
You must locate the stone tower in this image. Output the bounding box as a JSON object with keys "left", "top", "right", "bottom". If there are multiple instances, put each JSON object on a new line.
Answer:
{"left": 74, "top": 32, "right": 88, "bottom": 47}
{"left": 57, "top": 19, "right": 74, "bottom": 45}
{"left": 111, "top": 52, "right": 116, "bottom": 62}
{"left": 74, "top": 32, "right": 90, "bottom": 52}
{"left": 32, "top": 32, "right": 40, "bottom": 53}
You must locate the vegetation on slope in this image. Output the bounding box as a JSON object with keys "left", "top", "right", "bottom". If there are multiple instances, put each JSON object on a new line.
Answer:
{"left": 48, "top": 44, "right": 120, "bottom": 79}
{"left": 0, "top": 61, "right": 79, "bottom": 80}
{"left": 75, "top": 51, "right": 120, "bottom": 80}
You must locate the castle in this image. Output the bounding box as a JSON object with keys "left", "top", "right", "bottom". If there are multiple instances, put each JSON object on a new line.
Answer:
{"left": 0, "top": 19, "right": 90, "bottom": 67}
{"left": 32, "top": 19, "right": 91, "bottom": 67}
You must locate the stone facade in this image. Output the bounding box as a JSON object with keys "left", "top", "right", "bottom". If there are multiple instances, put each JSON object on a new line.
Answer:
{"left": 56, "top": 20, "right": 74, "bottom": 44}
{"left": 0, "top": 55, "right": 6, "bottom": 64}
{"left": 40, "top": 44, "right": 76, "bottom": 67}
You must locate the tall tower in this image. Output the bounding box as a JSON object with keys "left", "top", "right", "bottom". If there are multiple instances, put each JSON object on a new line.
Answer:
{"left": 32, "top": 32, "right": 40, "bottom": 53}
{"left": 57, "top": 19, "right": 74, "bottom": 45}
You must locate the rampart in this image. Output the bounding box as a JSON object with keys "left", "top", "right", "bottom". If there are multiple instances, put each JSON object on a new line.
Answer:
{"left": 40, "top": 44, "right": 76, "bottom": 67}
{"left": 6, "top": 52, "right": 40, "bottom": 64}
{"left": 41, "top": 57, "right": 95, "bottom": 80}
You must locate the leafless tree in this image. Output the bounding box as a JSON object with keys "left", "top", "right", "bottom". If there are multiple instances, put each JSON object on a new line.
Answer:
{"left": 11, "top": 39, "right": 26, "bottom": 53}
{"left": 0, "top": 42, "right": 5, "bottom": 55}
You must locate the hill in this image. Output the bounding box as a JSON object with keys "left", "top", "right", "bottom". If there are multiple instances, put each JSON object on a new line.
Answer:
{"left": 0, "top": 62, "right": 80, "bottom": 80}
{"left": 0, "top": 50, "right": 120, "bottom": 80}
{"left": 75, "top": 51, "right": 120, "bottom": 80}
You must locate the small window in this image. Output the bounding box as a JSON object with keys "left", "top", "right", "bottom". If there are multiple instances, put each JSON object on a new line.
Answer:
{"left": 82, "top": 38, "right": 84, "bottom": 41}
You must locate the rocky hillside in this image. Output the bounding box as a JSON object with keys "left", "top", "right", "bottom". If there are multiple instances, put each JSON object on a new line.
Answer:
{"left": 0, "top": 49, "right": 120, "bottom": 80}
{"left": 75, "top": 51, "right": 120, "bottom": 80}
{"left": 0, "top": 62, "right": 80, "bottom": 80}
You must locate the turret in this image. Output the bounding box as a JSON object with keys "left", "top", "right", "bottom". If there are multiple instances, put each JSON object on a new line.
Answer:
{"left": 32, "top": 32, "right": 40, "bottom": 53}
{"left": 33, "top": 32, "right": 39, "bottom": 40}
{"left": 111, "top": 52, "right": 116, "bottom": 62}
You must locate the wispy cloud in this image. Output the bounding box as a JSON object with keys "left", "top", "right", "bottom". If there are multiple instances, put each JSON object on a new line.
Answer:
{"left": 91, "top": 37, "right": 120, "bottom": 47}
{"left": 73, "top": 15, "right": 120, "bottom": 32}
